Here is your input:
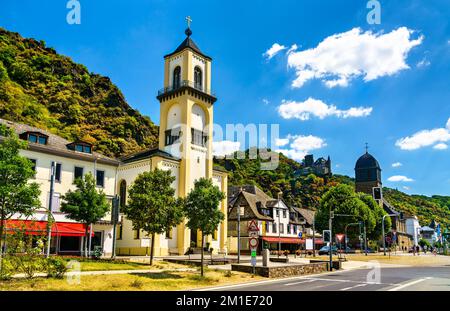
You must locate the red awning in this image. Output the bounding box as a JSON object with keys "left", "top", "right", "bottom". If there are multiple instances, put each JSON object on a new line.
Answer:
{"left": 262, "top": 236, "right": 324, "bottom": 245}
{"left": 262, "top": 236, "right": 303, "bottom": 244}
{"left": 5, "top": 220, "right": 93, "bottom": 237}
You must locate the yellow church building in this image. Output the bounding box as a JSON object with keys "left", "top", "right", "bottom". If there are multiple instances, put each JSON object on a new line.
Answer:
{"left": 115, "top": 24, "right": 228, "bottom": 256}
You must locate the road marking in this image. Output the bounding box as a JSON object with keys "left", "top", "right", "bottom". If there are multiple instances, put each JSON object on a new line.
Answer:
{"left": 284, "top": 279, "right": 317, "bottom": 286}
{"left": 388, "top": 277, "right": 432, "bottom": 291}
{"left": 340, "top": 283, "right": 368, "bottom": 291}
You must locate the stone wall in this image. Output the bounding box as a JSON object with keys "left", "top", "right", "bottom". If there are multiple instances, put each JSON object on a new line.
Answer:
{"left": 231, "top": 262, "right": 328, "bottom": 278}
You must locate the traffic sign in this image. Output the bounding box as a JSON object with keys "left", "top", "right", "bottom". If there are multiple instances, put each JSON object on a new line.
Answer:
{"left": 249, "top": 231, "right": 259, "bottom": 238}
{"left": 248, "top": 220, "right": 259, "bottom": 232}
{"left": 249, "top": 237, "right": 259, "bottom": 249}
{"left": 335, "top": 234, "right": 345, "bottom": 243}
{"left": 298, "top": 232, "right": 303, "bottom": 238}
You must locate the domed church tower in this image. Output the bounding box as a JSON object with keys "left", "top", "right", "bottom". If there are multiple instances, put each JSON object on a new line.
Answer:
{"left": 355, "top": 146, "right": 382, "bottom": 195}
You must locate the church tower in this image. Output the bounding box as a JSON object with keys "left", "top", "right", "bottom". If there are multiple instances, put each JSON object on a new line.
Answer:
{"left": 156, "top": 19, "right": 217, "bottom": 252}
{"left": 355, "top": 146, "right": 382, "bottom": 195}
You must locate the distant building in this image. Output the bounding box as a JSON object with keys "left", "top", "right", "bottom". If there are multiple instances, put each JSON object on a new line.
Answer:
{"left": 227, "top": 185, "right": 324, "bottom": 254}
{"left": 295, "top": 154, "right": 332, "bottom": 178}
{"left": 354, "top": 148, "right": 414, "bottom": 250}
{"left": 405, "top": 216, "right": 421, "bottom": 246}
{"left": 420, "top": 226, "right": 437, "bottom": 245}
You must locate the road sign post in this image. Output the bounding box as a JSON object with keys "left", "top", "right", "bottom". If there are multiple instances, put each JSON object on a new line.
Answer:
{"left": 247, "top": 220, "right": 260, "bottom": 275}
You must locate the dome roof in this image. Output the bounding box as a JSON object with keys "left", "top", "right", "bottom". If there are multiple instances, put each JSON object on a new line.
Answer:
{"left": 355, "top": 152, "right": 380, "bottom": 170}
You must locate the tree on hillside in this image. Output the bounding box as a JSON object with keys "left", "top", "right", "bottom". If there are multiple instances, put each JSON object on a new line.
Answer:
{"left": 122, "top": 169, "right": 184, "bottom": 265}
{"left": 316, "top": 184, "right": 377, "bottom": 239}
{"left": 0, "top": 124, "right": 41, "bottom": 273}
{"left": 184, "top": 178, "right": 225, "bottom": 277}
{"left": 61, "top": 173, "right": 110, "bottom": 257}
{"left": 294, "top": 174, "right": 326, "bottom": 209}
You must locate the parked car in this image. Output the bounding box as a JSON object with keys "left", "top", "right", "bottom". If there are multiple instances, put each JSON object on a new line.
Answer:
{"left": 318, "top": 246, "right": 338, "bottom": 255}
{"left": 363, "top": 247, "right": 376, "bottom": 253}
{"left": 338, "top": 246, "right": 353, "bottom": 253}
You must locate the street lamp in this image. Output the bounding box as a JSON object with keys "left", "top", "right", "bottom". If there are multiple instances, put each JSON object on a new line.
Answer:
{"left": 277, "top": 191, "right": 282, "bottom": 258}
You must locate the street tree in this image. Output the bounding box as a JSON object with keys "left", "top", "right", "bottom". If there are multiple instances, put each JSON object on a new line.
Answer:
{"left": 184, "top": 178, "right": 225, "bottom": 277}
{"left": 0, "top": 124, "right": 41, "bottom": 273}
{"left": 61, "top": 172, "right": 110, "bottom": 257}
{"left": 357, "top": 192, "right": 391, "bottom": 240}
{"left": 123, "top": 169, "right": 184, "bottom": 265}
{"left": 316, "top": 184, "right": 377, "bottom": 240}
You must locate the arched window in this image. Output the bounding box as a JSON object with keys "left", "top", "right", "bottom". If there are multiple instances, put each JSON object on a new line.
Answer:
{"left": 194, "top": 66, "right": 202, "bottom": 90}
{"left": 173, "top": 66, "right": 181, "bottom": 90}
{"left": 119, "top": 180, "right": 127, "bottom": 208}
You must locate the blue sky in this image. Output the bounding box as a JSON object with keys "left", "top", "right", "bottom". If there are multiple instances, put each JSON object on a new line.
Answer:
{"left": 1, "top": 0, "right": 449, "bottom": 196}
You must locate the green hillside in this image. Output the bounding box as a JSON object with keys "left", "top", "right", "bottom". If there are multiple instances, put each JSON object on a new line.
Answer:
{"left": 215, "top": 150, "right": 450, "bottom": 227}
{"left": 0, "top": 28, "right": 159, "bottom": 158}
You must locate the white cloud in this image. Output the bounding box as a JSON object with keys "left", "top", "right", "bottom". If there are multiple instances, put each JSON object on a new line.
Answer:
{"left": 277, "top": 97, "right": 372, "bottom": 121}
{"left": 213, "top": 140, "right": 240, "bottom": 157}
{"left": 392, "top": 162, "right": 403, "bottom": 168}
{"left": 262, "top": 98, "right": 270, "bottom": 105}
{"left": 275, "top": 138, "right": 290, "bottom": 147}
{"left": 388, "top": 175, "right": 414, "bottom": 182}
{"left": 286, "top": 27, "right": 423, "bottom": 88}
{"left": 433, "top": 143, "right": 448, "bottom": 150}
{"left": 263, "top": 43, "right": 287, "bottom": 60}
{"left": 403, "top": 186, "right": 410, "bottom": 191}
{"left": 416, "top": 58, "right": 430, "bottom": 68}
{"left": 275, "top": 134, "right": 326, "bottom": 161}
{"left": 396, "top": 118, "right": 450, "bottom": 150}
{"left": 287, "top": 44, "right": 298, "bottom": 55}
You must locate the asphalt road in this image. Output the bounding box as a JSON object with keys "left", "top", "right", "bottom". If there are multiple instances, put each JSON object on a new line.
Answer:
{"left": 206, "top": 267, "right": 450, "bottom": 291}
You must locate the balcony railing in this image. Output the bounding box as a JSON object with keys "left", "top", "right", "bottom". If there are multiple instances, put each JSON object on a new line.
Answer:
{"left": 157, "top": 80, "right": 215, "bottom": 97}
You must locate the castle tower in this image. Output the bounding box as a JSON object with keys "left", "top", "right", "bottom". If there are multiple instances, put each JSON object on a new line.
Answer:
{"left": 156, "top": 21, "right": 217, "bottom": 253}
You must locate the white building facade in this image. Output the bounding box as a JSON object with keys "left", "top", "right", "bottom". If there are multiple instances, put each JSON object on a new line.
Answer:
{"left": 1, "top": 118, "right": 119, "bottom": 256}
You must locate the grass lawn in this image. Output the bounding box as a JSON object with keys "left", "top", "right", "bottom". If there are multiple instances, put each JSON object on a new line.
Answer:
{"left": 77, "top": 259, "right": 189, "bottom": 271}
{"left": 0, "top": 269, "right": 262, "bottom": 291}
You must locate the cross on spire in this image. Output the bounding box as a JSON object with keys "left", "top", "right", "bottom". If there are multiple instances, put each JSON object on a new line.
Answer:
{"left": 185, "top": 16, "right": 192, "bottom": 29}
{"left": 365, "top": 142, "right": 369, "bottom": 153}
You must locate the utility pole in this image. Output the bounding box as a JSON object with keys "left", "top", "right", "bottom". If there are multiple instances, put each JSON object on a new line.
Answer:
{"left": 237, "top": 187, "right": 242, "bottom": 264}
{"left": 363, "top": 222, "right": 368, "bottom": 256}
{"left": 46, "top": 161, "right": 56, "bottom": 258}
{"left": 329, "top": 210, "right": 333, "bottom": 271}
{"left": 277, "top": 192, "right": 282, "bottom": 258}
{"left": 312, "top": 216, "right": 316, "bottom": 257}
{"left": 111, "top": 195, "right": 120, "bottom": 259}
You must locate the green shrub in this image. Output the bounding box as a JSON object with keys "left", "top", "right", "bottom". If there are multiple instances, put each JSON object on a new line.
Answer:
{"left": 45, "top": 257, "right": 68, "bottom": 279}
{"left": 16, "top": 255, "right": 45, "bottom": 279}
{"left": 92, "top": 247, "right": 103, "bottom": 260}
{"left": 0, "top": 258, "right": 15, "bottom": 280}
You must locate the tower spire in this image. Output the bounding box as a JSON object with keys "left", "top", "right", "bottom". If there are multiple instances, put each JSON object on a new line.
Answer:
{"left": 185, "top": 16, "right": 192, "bottom": 37}
{"left": 365, "top": 142, "right": 369, "bottom": 154}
